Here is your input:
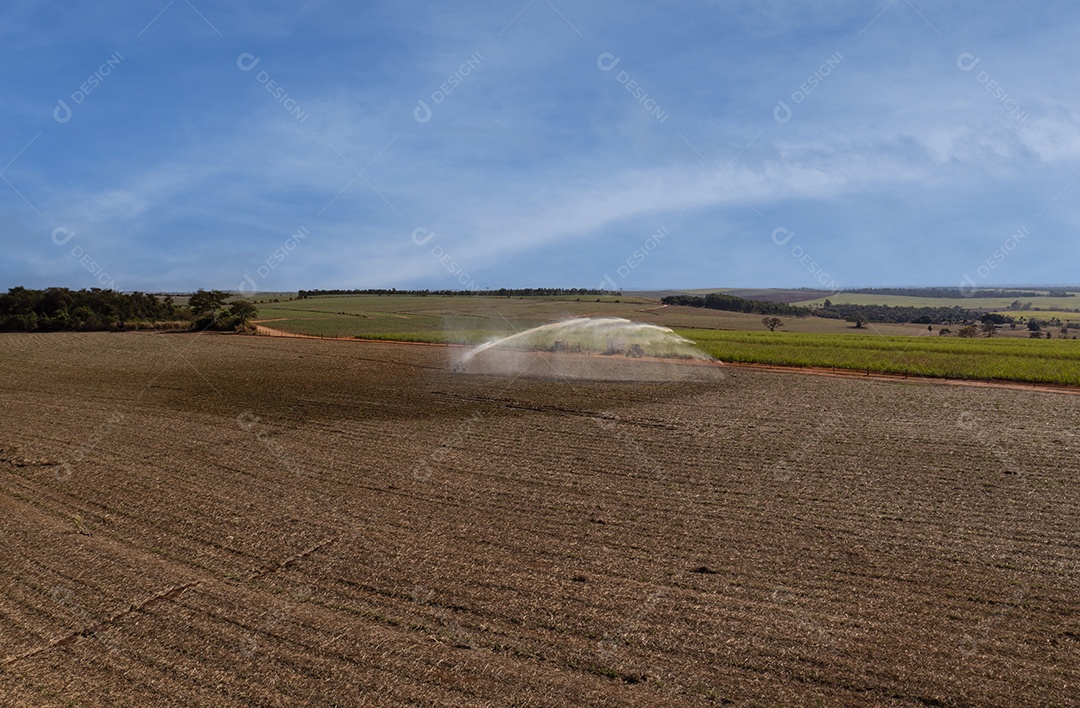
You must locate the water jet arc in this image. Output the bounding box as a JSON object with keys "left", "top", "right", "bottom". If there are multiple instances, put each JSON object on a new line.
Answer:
{"left": 460, "top": 317, "right": 710, "bottom": 363}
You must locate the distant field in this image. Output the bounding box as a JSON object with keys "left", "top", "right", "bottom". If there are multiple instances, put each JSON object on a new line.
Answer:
{"left": 245, "top": 295, "right": 1080, "bottom": 386}
{"left": 797, "top": 292, "right": 1080, "bottom": 310}
{"left": 990, "top": 310, "right": 1080, "bottom": 322}
{"left": 250, "top": 295, "right": 935, "bottom": 340}
{"left": 251, "top": 294, "right": 664, "bottom": 343}
{"left": 665, "top": 288, "right": 1080, "bottom": 308}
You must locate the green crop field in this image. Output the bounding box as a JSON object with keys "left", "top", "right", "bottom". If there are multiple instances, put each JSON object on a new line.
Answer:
{"left": 680, "top": 329, "right": 1080, "bottom": 385}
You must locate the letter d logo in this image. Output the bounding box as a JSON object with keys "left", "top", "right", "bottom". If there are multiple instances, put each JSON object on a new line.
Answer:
{"left": 956, "top": 52, "right": 980, "bottom": 72}
{"left": 596, "top": 53, "right": 620, "bottom": 72}
{"left": 771, "top": 227, "right": 795, "bottom": 246}
{"left": 236, "top": 52, "right": 260, "bottom": 71}
{"left": 773, "top": 99, "right": 792, "bottom": 124}
{"left": 413, "top": 99, "right": 432, "bottom": 124}
{"left": 958, "top": 274, "right": 977, "bottom": 298}
{"left": 238, "top": 274, "right": 258, "bottom": 295}
{"left": 51, "top": 227, "right": 75, "bottom": 246}
{"left": 411, "top": 227, "right": 435, "bottom": 246}
{"left": 53, "top": 99, "right": 72, "bottom": 124}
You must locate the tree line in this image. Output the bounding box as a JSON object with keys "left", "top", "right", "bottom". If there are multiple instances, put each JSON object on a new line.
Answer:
{"left": 815, "top": 302, "right": 1004, "bottom": 325}
{"left": 0, "top": 287, "right": 257, "bottom": 332}
{"left": 662, "top": 293, "right": 811, "bottom": 317}
{"left": 661, "top": 292, "right": 1009, "bottom": 325}
{"left": 298, "top": 288, "right": 619, "bottom": 298}
{"left": 842, "top": 287, "right": 1073, "bottom": 299}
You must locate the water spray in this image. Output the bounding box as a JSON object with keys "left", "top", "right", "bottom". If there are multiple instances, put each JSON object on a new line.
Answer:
{"left": 461, "top": 317, "right": 709, "bottom": 363}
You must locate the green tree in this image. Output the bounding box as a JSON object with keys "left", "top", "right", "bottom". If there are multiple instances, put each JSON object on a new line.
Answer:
{"left": 761, "top": 316, "right": 783, "bottom": 332}
{"left": 228, "top": 301, "right": 259, "bottom": 325}
{"left": 0, "top": 288, "right": 185, "bottom": 332}
{"left": 188, "top": 289, "right": 230, "bottom": 319}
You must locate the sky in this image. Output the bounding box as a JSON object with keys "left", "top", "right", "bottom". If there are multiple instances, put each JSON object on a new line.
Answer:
{"left": 1, "top": 1, "right": 1078, "bottom": 294}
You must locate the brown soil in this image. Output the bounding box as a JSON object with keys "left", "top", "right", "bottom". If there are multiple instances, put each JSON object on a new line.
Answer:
{"left": 1, "top": 332, "right": 1078, "bottom": 705}
{"left": 722, "top": 361, "right": 1080, "bottom": 396}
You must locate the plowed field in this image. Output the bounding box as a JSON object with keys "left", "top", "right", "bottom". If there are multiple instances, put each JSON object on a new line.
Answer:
{"left": 1, "top": 332, "right": 1077, "bottom": 705}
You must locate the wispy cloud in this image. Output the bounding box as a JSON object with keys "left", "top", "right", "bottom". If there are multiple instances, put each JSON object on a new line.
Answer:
{"left": 2, "top": 0, "right": 1079, "bottom": 291}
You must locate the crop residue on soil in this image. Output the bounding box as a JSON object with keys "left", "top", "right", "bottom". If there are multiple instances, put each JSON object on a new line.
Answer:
{"left": 2, "top": 332, "right": 1078, "bottom": 706}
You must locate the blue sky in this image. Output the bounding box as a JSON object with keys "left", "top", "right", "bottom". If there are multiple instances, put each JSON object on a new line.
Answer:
{"left": 2, "top": 1, "right": 1078, "bottom": 293}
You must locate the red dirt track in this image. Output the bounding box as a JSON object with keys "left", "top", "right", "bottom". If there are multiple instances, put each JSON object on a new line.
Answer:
{"left": 1, "top": 332, "right": 1078, "bottom": 705}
